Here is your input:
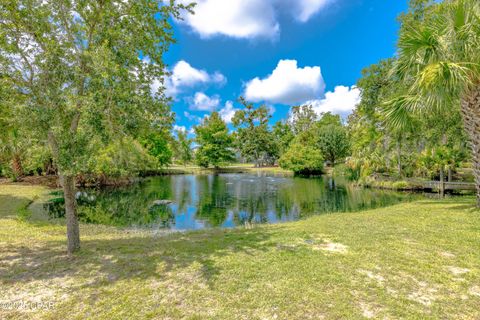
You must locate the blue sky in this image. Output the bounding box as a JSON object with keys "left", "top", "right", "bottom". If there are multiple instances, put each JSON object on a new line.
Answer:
{"left": 161, "top": 0, "right": 408, "bottom": 133}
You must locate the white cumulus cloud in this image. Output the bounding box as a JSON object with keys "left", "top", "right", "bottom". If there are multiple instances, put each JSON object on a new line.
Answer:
{"left": 189, "top": 92, "right": 221, "bottom": 111}
{"left": 218, "top": 101, "right": 238, "bottom": 124}
{"left": 172, "top": 0, "right": 333, "bottom": 39}
{"left": 244, "top": 59, "right": 325, "bottom": 105}
{"left": 294, "top": 0, "right": 332, "bottom": 22}
{"left": 176, "top": 0, "right": 278, "bottom": 39}
{"left": 307, "top": 85, "right": 361, "bottom": 116}
{"left": 161, "top": 60, "right": 226, "bottom": 98}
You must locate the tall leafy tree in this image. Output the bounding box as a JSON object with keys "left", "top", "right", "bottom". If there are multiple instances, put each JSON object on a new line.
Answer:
{"left": 272, "top": 121, "right": 294, "bottom": 157}
{"left": 232, "top": 97, "right": 277, "bottom": 166}
{"left": 422, "top": 110, "right": 469, "bottom": 181}
{"left": 194, "top": 112, "right": 235, "bottom": 168}
{"left": 349, "top": 59, "right": 415, "bottom": 177}
{"left": 317, "top": 112, "right": 343, "bottom": 127}
{"left": 0, "top": 0, "right": 189, "bottom": 253}
{"left": 141, "top": 127, "right": 174, "bottom": 168}
{"left": 387, "top": 0, "right": 480, "bottom": 205}
{"left": 348, "top": 60, "right": 395, "bottom": 161}
{"left": 173, "top": 129, "right": 193, "bottom": 166}
{"left": 279, "top": 122, "right": 324, "bottom": 175}
{"left": 316, "top": 124, "right": 350, "bottom": 167}
{"left": 382, "top": 105, "right": 418, "bottom": 177}
{"left": 289, "top": 104, "right": 318, "bottom": 135}
{"left": 279, "top": 141, "right": 324, "bottom": 175}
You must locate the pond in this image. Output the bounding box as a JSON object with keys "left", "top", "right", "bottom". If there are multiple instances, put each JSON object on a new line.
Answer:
{"left": 45, "top": 173, "right": 418, "bottom": 230}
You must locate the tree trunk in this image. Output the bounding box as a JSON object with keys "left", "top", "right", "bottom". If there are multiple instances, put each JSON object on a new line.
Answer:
{"left": 461, "top": 88, "right": 480, "bottom": 207}
{"left": 397, "top": 139, "right": 402, "bottom": 177}
{"left": 448, "top": 167, "right": 452, "bottom": 182}
{"left": 384, "top": 135, "right": 390, "bottom": 170}
{"left": 439, "top": 166, "right": 445, "bottom": 198}
{"left": 11, "top": 154, "right": 23, "bottom": 178}
{"left": 60, "top": 174, "right": 80, "bottom": 254}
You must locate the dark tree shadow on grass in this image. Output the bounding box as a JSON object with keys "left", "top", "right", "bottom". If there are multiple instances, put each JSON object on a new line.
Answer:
{"left": 0, "top": 226, "right": 278, "bottom": 291}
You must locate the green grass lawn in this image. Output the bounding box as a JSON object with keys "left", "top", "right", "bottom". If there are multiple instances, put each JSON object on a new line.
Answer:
{"left": 1, "top": 184, "right": 480, "bottom": 319}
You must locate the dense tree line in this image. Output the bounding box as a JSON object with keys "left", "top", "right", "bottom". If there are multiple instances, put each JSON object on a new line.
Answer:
{"left": 191, "top": 101, "right": 351, "bottom": 175}
{"left": 347, "top": 59, "right": 469, "bottom": 182}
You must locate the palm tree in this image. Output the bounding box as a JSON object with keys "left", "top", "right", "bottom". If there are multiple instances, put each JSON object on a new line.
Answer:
{"left": 386, "top": 0, "right": 480, "bottom": 206}
{"left": 0, "top": 127, "right": 29, "bottom": 181}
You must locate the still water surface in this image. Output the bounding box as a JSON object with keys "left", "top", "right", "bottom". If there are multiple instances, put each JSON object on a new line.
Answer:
{"left": 45, "top": 173, "right": 417, "bottom": 230}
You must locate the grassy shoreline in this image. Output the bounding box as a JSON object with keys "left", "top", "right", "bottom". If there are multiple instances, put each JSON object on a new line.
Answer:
{"left": 162, "top": 164, "right": 293, "bottom": 175}
{"left": 0, "top": 164, "right": 293, "bottom": 189}
{"left": 1, "top": 184, "right": 480, "bottom": 319}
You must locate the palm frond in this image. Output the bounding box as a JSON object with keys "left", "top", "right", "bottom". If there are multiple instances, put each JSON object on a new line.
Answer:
{"left": 382, "top": 95, "right": 422, "bottom": 131}
{"left": 444, "top": 0, "right": 480, "bottom": 64}
{"left": 397, "top": 20, "right": 445, "bottom": 73}
{"left": 414, "top": 61, "right": 475, "bottom": 94}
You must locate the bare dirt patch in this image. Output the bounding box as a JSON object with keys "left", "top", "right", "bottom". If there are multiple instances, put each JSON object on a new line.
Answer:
{"left": 446, "top": 266, "right": 470, "bottom": 276}
{"left": 407, "top": 281, "right": 438, "bottom": 307}
{"left": 312, "top": 241, "right": 348, "bottom": 254}
{"left": 358, "top": 302, "right": 377, "bottom": 319}
{"left": 439, "top": 251, "right": 456, "bottom": 259}
{"left": 359, "top": 269, "right": 385, "bottom": 286}
{"left": 469, "top": 286, "right": 480, "bottom": 297}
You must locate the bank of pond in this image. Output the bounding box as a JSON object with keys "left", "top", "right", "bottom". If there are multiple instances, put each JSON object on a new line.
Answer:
{"left": 40, "top": 172, "right": 460, "bottom": 231}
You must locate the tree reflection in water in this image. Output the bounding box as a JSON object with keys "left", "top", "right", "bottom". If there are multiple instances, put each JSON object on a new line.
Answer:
{"left": 44, "top": 173, "right": 416, "bottom": 230}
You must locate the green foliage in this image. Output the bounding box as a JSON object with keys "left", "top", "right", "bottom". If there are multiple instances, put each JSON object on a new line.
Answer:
{"left": 391, "top": 181, "right": 410, "bottom": 190}
{"left": 356, "top": 177, "right": 415, "bottom": 190}
{"left": 289, "top": 104, "right": 318, "bottom": 135}
{"left": 316, "top": 123, "right": 350, "bottom": 166}
{"left": 392, "top": 0, "right": 480, "bottom": 107}
{"left": 417, "top": 145, "right": 467, "bottom": 179}
{"left": 357, "top": 0, "right": 477, "bottom": 190}
{"left": 272, "top": 121, "right": 294, "bottom": 156}
{"left": 317, "top": 112, "right": 342, "bottom": 127}
{"left": 23, "top": 144, "right": 52, "bottom": 175}
{"left": 0, "top": 81, "right": 29, "bottom": 179}
{"left": 141, "top": 130, "right": 173, "bottom": 167}
{"left": 91, "top": 138, "right": 157, "bottom": 177}
{"left": 348, "top": 50, "right": 468, "bottom": 180}
{"left": 0, "top": 0, "right": 187, "bottom": 177}
{"left": 279, "top": 140, "right": 324, "bottom": 175}
{"left": 275, "top": 109, "right": 349, "bottom": 173}
{"left": 387, "top": 0, "right": 480, "bottom": 204}
{"left": 173, "top": 130, "right": 193, "bottom": 166}
{"left": 348, "top": 60, "right": 395, "bottom": 163}
{"left": 194, "top": 112, "right": 235, "bottom": 168}
{"left": 232, "top": 97, "right": 278, "bottom": 166}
